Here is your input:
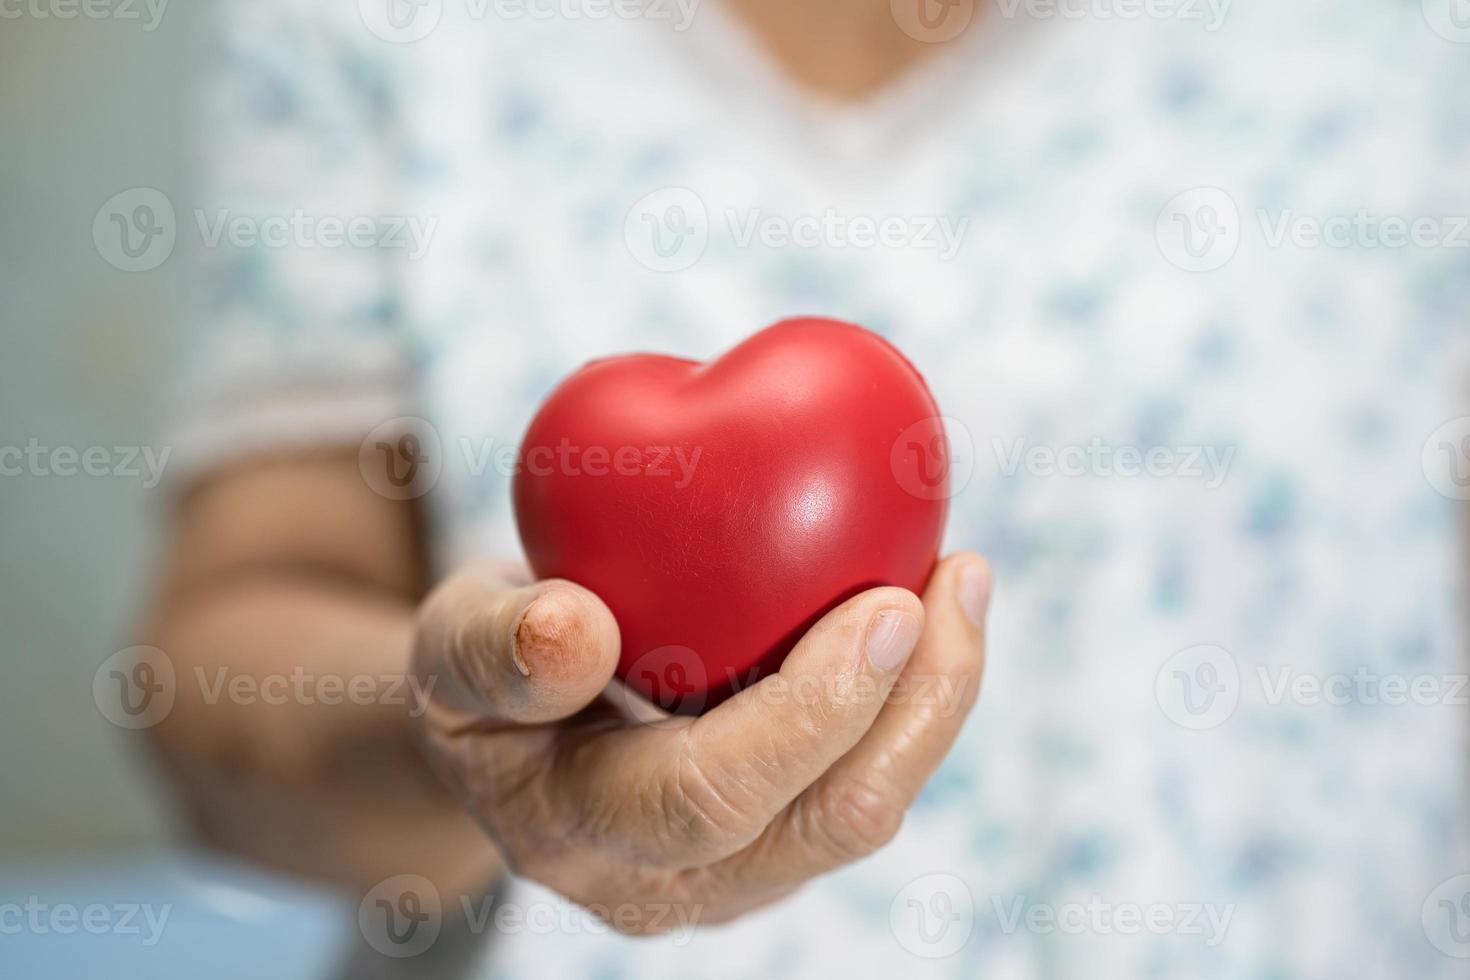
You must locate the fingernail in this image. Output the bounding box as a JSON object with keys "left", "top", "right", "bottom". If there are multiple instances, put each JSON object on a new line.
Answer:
{"left": 957, "top": 563, "right": 991, "bottom": 629}
{"left": 866, "top": 609, "right": 921, "bottom": 673}
{"left": 511, "top": 592, "right": 555, "bottom": 677}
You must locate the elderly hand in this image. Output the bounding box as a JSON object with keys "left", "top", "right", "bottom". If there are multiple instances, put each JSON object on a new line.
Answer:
{"left": 411, "top": 553, "right": 990, "bottom": 933}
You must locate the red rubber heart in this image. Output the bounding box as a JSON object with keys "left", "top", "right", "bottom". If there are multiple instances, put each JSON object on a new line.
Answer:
{"left": 513, "top": 317, "right": 950, "bottom": 713}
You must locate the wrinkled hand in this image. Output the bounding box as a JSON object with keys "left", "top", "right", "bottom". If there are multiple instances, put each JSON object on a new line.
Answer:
{"left": 411, "top": 554, "right": 990, "bottom": 933}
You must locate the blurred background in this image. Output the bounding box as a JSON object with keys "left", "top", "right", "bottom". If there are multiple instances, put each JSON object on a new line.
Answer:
{"left": 0, "top": 8, "right": 352, "bottom": 976}
{"left": 1, "top": 6, "right": 194, "bottom": 857}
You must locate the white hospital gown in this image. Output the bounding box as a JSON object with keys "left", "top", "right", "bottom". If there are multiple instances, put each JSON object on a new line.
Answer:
{"left": 172, "top": 1, "right": 1470, "bottom": 977}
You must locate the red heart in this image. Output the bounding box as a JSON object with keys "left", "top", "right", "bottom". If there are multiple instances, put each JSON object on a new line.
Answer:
{"left": 513, "top": 317, "right": 950, "bottom": 713}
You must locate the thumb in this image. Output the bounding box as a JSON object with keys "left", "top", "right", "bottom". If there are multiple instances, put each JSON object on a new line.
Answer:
{"left": 413, "top": 563, "right": 621, "bottom": 726}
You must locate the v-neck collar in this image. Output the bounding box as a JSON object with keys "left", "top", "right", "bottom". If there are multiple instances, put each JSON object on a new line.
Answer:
{"left": 649, "top": 1, "right": 1044, "bottom": 185}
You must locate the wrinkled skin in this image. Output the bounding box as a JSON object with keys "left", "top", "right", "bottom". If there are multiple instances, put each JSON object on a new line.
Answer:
{"left": 412, "top": 554, "right": 990, "bottom": 933}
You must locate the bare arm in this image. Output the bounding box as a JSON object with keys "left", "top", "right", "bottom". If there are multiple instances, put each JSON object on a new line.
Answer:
{"left": 139, "top": 449, "right": 990, "bottom": 935}
{"left": 141, "top": 452, "right": 501, "bottom": 896}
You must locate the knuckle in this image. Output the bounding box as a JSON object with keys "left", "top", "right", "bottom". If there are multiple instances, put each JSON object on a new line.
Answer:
{"left": 811, "top": 775, "right": 906, "bottom": 859}
{"left": 665, "top": 741, "right": 762, "bottom": 851}
{"left": 440, "top": 606, "right": 500, "bottom": 698}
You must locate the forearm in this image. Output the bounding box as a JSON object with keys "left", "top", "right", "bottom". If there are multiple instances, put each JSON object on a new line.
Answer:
{"left": 146, "top": 570, "right": 420, "bottom": 791}
{"left": 136, "top": 456, "right": 500, "bottom": 892}
{"left": 142, "top": 573, "right": 492, "bottom": 888}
